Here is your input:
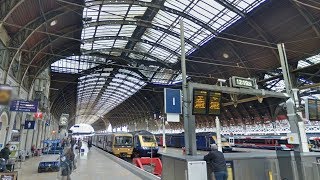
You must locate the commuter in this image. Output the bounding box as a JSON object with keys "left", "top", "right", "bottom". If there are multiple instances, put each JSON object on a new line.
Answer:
{"left": 0, "top": 144, "right": 11, "bottom": 162}
{"left": 65, "top": 147, "right": 75, "bottom": 171}
{"left": 78, "top": 140, "right": 82, "bottom": 154}
{"left": 88, "top": 139, "right": 92, "bottom": 150}
{"left": 204, "top": 144, "right": 228, "bottom": 180}
{"left": 60, "top": 155, "right": 71, "bottom": 180}
{"left": 71, "top": 144, "right": 77, "bottom": 170}
{"left": 0, "top": 158, "right": 6, "bottom": 172}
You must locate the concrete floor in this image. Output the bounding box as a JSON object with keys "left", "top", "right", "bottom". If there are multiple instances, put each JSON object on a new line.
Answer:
{"left": 16, "top": 145, "right": 142, "bottom": 180}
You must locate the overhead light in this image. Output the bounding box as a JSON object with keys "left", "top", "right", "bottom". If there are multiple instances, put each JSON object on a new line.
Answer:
{"left": 50, "top": 20, "right": 57, "bottom": 26}
{"left": 217, "top": 78, "right": 226, "bottom": 83}
{"left": 222, "top": 53, "right": 229, "bottom": 59}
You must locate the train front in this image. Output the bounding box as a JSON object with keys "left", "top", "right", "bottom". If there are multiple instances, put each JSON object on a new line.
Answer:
{"left": 138, "top": 134, "right": 159, "bottom": 157}
{"left": 112, "top": 134, "right": 133, "bottom": 158}
{"left": 212, "top": 135, "right": 233, "bottom": 152}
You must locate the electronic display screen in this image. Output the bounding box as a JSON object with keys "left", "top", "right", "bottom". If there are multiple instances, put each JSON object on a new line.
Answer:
{"left": 208, "top": 92, "right": 221, "bottom": 115}
{"left": 192, "top": 90, "right": 207, "bottom": 115}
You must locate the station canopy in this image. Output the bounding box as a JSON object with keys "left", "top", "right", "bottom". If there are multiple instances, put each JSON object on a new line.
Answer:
{"left": 50, "top": 0, "right": 267, "bottom": 125}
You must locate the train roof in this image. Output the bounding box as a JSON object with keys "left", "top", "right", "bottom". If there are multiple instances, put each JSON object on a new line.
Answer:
{"left": 233, "top": 135, "right": 288, "bottom": 140}
{"left": 131, "top": 130, "right": 154, "bottom": 136}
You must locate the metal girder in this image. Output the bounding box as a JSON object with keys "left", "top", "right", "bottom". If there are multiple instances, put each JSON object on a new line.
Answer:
{"left": 80, "top": 63, "right": 148, "bottom": 81}
{"left": 87, "top": 20, "right": 199, "bottom": 48}
{"left": 83, "top": 47, "right": 172, "bottom": 68}
{"left": 215, "top": 0, "right": 279, "bottom": 59}
{"left": 80, "top": 68, "right": 120, "bottom": 120}
{"left": 0, "top": 0, "right": 23, "bottom": 21}
{"left": 292, "top": 1, "right": 320, "bottom": 37}
{"left": 83, "top": 36, "right": 179, "bottom": 57}
{"left": 88, "top": 52, "right": 169, "bottom": 69}
{"left": 20, "top": 26, "right": 81, "bottom": 87}
{"left": 122, "top": 0, "right": 166, "bottom": 57}
{"left": 6, "top": 5, "right": 78, "bottom": 82}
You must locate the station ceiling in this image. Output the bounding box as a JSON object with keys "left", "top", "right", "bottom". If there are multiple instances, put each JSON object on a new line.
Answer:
{"left": 1, "top": 0, "right": 320, "bottom": 129}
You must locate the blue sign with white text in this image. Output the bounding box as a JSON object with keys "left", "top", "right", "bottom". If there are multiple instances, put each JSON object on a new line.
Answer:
{"left": 10, "top": 100, "right": 38, "bottom": 112}
{"left": 24, "top": 120, "right": 36, "bottom": 130}
{"left": 164, "top": 88, "right": 182, "bottom": 114}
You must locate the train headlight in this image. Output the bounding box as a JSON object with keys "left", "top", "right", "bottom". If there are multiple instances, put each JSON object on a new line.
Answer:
{"left": 142, "top": 146, "right": 149, "bottom": 150}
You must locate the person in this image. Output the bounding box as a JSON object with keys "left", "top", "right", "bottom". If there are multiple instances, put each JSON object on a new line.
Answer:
{"left": 78, "top": 140, "right": 82, "bottom": 154}
{"left": 204, "top": 144, "right": 228, "bottom": 180}
{"left": 0, "top": 144, "right": 11, "bottom": 162}
{"left": 60, "top": 155, "right": 71, "bottom": 180}
{"left": 0, "top": 157, "right": 6, "bottom": 172}
{"left": 65, "top": 147, "right": 75, "bottom": 171}
{"left": 88, "top": 139, "right": 92, "bottom": 150}
{"left": 31, "top": 145, "right": 36, "bottom": 156}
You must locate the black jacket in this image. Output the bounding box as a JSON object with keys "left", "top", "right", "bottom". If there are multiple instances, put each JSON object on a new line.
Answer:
{"left": 204, "top": 150, "right": 227, "bottom": 172}
{"left": 0, "top": 147, "right": 10, "bottom": 160}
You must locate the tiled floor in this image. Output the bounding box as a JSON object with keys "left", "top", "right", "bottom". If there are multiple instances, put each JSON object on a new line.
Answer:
{"left": 17, "top": 145, "right": 142, "bottom": 180}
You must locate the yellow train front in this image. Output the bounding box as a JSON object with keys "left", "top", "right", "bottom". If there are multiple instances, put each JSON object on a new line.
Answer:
{"left": 105, "top": 132, "right": 133, "bottom": 158}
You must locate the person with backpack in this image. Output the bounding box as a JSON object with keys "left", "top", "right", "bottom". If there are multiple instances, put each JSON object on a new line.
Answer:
{"left": 204, "top": 144, "right": 228, "bottom": 180}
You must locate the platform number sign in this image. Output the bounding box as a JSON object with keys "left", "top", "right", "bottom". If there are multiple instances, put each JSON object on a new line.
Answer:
{"left": 164, "top": 88, "right": 182, "bottom": 114}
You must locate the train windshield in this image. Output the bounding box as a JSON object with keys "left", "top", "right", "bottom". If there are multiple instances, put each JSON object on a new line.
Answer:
{"left": 142, "top": 135, "right": 156, "bottom": 143}
{"left": 114, "top": 136, "right": 132, "bottom": 146}
{"left": 221, "top": 137, "right": 228, "bottom": 142}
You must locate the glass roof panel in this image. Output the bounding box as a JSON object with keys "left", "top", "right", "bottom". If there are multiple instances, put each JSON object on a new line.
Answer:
{"left": 73, "top": 0, "right": 267, "bottom": 124}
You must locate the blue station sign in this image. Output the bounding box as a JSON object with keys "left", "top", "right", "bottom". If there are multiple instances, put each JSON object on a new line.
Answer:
{"left": 24, "top": 120, "right": 36, "bottom": 130}
{"left": 164, "top": 88, "right": 182, "bottom": 114}
{"left": 10, "top": 100, "right": 38, "bottom": 112}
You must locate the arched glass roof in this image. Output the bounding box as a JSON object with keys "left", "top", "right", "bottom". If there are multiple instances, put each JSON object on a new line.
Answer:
{"left": 76, "top": 67, "right": 146, "bottom": 124}
{"left": 50, "top": 0, "right": 268, "bottom": 125}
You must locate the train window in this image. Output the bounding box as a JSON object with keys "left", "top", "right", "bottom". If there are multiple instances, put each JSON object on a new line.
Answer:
{"left": 142, "top": 135, "right": 156, "bottom": 143}
{"left": 114, "top": 136, "right": 133, "bottom": 145}
{"left": 221, "top": 137, "right": 227, "bottom": 142}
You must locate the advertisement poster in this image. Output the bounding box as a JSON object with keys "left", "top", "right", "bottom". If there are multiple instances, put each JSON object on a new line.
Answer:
{"left": 8, "top": 142, "right": 20, "bottom": 158}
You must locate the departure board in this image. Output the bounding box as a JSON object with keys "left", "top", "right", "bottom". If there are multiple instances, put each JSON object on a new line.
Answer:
{"left": 192, "top": 90, "right": 207, "bottom": 115}
{"left": 208, "top": 92, "right": 221, "bottom": 115}
{"left": 306, "top": 99, "right": 320, "bottom": 121}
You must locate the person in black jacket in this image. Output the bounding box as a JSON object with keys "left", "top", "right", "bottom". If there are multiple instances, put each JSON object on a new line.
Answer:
{"left": 204, "top": 144, "right": 228, "bottom": 180}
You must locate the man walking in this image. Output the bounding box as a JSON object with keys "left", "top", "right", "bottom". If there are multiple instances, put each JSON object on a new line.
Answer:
{"left": 204, "top": 144, "right": 228, "bottom": 180}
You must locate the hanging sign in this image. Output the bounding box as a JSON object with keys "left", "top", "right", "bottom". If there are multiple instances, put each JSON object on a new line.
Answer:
{"left": 33, "top": 112, "right": 43, "bottom": 119}
{"left": 192, "top": 90, "right": 221, "bottom": 115}
{"left": 10, "top": 100, "right": 38, "bottom": 112}
{"left": 24, "top": 120, "right": 36, "bottom": 130}
{"left": 230, "top": 76, "right": 256, "bottom": 89}
{"left": 208, "top": 92, "right": 221, "bottom": 115}
{"left": 0, "top": 85, "right": 12, "bottom": 105}
{"left": 192, "top": 90, "right": 208, "bottom": 115}
{"left": 305, "top": 98, "right": 320, "bottom": 121}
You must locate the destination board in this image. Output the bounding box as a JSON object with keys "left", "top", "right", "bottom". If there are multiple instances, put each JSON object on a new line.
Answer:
{"left": 192, "top": 90, "right": 207, "bottom": 115}
{"left": 208, "top": 92, "right": 221, "bottom": 115}
{"left": 305, "top": 98, "right": 320, "bottom": 121}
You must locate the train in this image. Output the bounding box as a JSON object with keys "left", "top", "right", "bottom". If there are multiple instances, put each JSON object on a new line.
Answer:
{"left": 230, "top": 135, "right": 294, "bottom": 150}
{"left": 92, "top": 130, "right": 158, "bottom": 158}
{"left": 92, "top": 132, "right": 133, "bottom": 158}
{"left": 131, "top": 130, "right": 159, "bottom": 157}
{"left": 230, "top": 134, "right": 320, "bottom": 151}
{"left": 155, "top": 132, "right": 233, "bottom": 152}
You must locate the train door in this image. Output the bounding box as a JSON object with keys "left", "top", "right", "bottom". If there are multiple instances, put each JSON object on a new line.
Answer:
{"left": 228, "top": 137, "right": 235, "bottom": 146}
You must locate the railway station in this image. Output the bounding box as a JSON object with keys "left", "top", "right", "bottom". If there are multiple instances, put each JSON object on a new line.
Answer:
{"left": 0, "top": 0, "right": 320, "bottom": 180}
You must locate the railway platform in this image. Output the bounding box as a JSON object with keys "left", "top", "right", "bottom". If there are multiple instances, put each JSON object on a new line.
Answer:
{"left": 16, "top": 144, "right": 154, "bottom": 180}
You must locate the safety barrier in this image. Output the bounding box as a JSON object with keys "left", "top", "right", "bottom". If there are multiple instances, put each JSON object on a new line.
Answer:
{"left": 133, "top": 157, "right": 162, "bottom": 176}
